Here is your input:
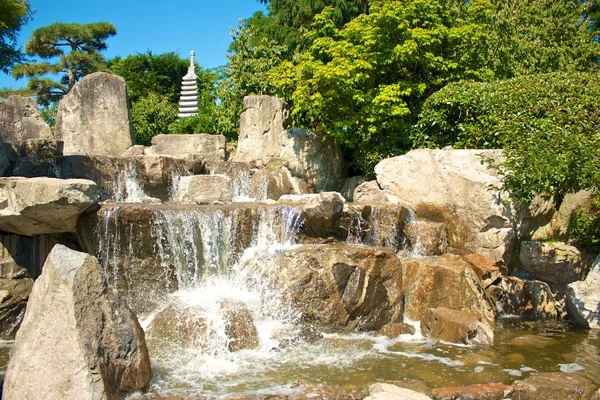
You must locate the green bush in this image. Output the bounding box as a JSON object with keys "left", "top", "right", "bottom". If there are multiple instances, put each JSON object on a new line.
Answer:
{"left": 568, "top": 193, "right": 600, "bottom": 252}
{"left": 413, "top": 72, "right": 600, "bottom": 202}
{"left": 130, "top": 92, "right": 177, "bottom": 145}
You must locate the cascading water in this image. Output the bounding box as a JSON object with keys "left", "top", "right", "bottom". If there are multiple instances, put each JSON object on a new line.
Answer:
{"left": 114, "top": 161, "right": 148, "bottom": 202}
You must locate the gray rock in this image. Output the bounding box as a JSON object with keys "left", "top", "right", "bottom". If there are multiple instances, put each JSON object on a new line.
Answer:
{"left": 3, "top": 244, "right": 152, "bottom": 399}
{"left": 365, "top": 383, "right": 432, "bottom": 400}
{"left": 567, "top": 255, "right": 600, "bottom": 329}
{"left": 0, "top": 177, "right": 99, "bottom": 236}
{"left": 148, "top": 133, "right": 226, "bottom": 165}
{"left": 0, "top": 233, "right": 62, "bottom": 278}
{"left": 121, "top": 145, "right": 148, "bottom": 157}
{"left": 353, "top": 180, "right": 388, "bottom": 203}
{"left": 301, "top": 192, "right": 345, "bottom": 237}
{"left": 0, "top": 136, "right": 8, "bottom": 177}
{"left": 519, "top": 241, "right": 595, "bottom": 285}
{"left": 55, "top": 72, "right": 135, "bottom": 156}
{"left": 340, "top": 175, "right": 365, "bottom": 202}
{"left": 0, "top": 95, "right": 52, "bottom": 144}
{"left": 375, "top": 149, "right": 515, "bottom": 268}
{"left": 176, "top": 174, "right": 232, "bottom": 204}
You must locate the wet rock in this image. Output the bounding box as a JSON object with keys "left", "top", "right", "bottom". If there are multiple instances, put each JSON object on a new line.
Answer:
{"left": 250, "top": 167, "right": 305, "bottom": 201}
{"left": 0, "top": 177, "right": 99, "bottom": 236}
{"left": 221, "top": 299, "right": 260, "bottom": 351}
{"left": 375, "top": 149, "right": 516, "bottom": 268}
{"left": 488, "top": 276, "right": 559, "bottom": 319}
{"left": 148, "top": 133, "right": 226, "bottom": 165}
{"left": 0, "top": 233, "right": 66, "bottom": 278}
{"left": 404, "top": 221, "right": 448, "bottom": 256}
{"left": 461, "top": 253, "right": 502, "bottom": 289}
{"left": 507, "top": 334, "right": 558, "bottom": 348}
{"left": 519, "top": 241, "right": 595, "bottom": 285}
{"left": 176, "top": 174, "right": 233, "bottom": 204}
{"left": 511, "top": 372, "right": 597, "bottom": 400}
{"left": 378, "top": 322, "right": 416, "bottom": 338}
{"left": 353, "top": 180, "right": 388, "bottom": 203}
{"left": 3, "top": 244, "right": 152, "bottom": 399}
{"left": 55, "top": 72, "right": 135, "bottom": 157}
{"left": 365, "top": 383, "right": 433, "bottom": 400}
{"left": 301, "top": 192, "right": 345, "bottom": 237}
{"left": 431, "top": 383, "right": 512, "bottom": 400}
{"left": 420, "top": 307, "right": 494, "bottom": 346}
{"left": 341, "top": 175, "right": 365, "bottom": 201}
{"left": 402, "top": 254, "right": 497, "bottom": 328}
{"left": 567, "top": 255, "right": 600, "bottom": 329}
{"left": 241, "top": 244, "right": 404, "bottom": 331}
{"left": 0, "top": 95, "right": 52, "bottom": 144}
{"left": 0, "top": 278, "right": 33, "bottom": 339}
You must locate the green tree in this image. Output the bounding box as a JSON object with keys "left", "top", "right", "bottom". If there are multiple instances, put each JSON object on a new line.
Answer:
{"left": 0, "top": 0, "right": 31, "bottom": 74}
{"left": 12, "top": 22, "right": 116, "bottom": 106}
{"left": 130, "top": 92, "right": 177, "bottom": 145}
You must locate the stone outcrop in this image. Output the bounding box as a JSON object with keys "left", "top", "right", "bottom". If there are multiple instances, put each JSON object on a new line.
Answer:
{"left": 353, "top": 180, "right": 388, "bottom": 203}
{"left": 55, "top": 72, "right": 135, "bottom": 157}
{"left": 401, "top": 254, "right": 497, "bottom": 338}
{"left": 487, "top": 276, "right": 560, "bottom": 319}
{"left": 234, "top": 96, "right": 345, "bottom": 192}
{"left": 567, "top": 255, "right": 600, "bottom": 329}
{"left": 241, "top": 244, "right": 404, "bottom": 331}
{"left": 148, "top": 133, "right": 226, "bottom": 165}
{"left": 176, "top": 174, "right": 233, "bottom": 204}
{"left": 3, "top": 244, "right": 151, "bottom": 399}
{"left": 301, "top": 192, "right": 345, "bottom": 237}
{"left": 0, "top": 278, "right": 33, "bottom": 339}
{"left": 420, "top": 307, "right": 494, "bottom": 346}
{"left": 519, "top": 241, "right": 595, "bottom": 285}
{"left": 0, "top": 95, "right": 52, "bottom": 144}
{"left": 375, "top": 149, "right": 515, "bottom": 268}
{"left": 0, "top": 177, "right": 99, "bottom": 236}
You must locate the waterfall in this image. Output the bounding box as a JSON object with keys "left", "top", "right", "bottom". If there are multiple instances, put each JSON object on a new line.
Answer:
{"left": 114, "top": 161, "right": 147, "bottom": 202}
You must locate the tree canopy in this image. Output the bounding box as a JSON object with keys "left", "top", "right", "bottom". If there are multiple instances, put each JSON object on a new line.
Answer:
{"left": 12, "top": 21, "right": 116, "bottom": 106}
{"left": 0, "top": 0, "right": 31, "bottom": 74}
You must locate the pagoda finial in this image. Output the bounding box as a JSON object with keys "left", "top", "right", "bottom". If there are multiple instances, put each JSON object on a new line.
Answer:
{"left": 190, "top": 50, "right": 195, "bottom": 68}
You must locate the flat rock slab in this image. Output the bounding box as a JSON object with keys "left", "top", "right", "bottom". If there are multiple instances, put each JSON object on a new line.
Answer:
{"left": 0, "top": 177, "right": 99, "bottom": 236}
{"left": 176, "top": 174, "right": 233, "bottom": 204}
{"left": 149, "top": 134, "right": 226, "bottom": 164}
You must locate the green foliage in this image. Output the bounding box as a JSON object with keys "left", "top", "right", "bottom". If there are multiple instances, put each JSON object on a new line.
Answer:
{"left": 130, "top": 92, "right": 177, "bottom": 146}
{"left": 0, "top": 0, "right": 31, "bottom": 74}
{"left": 12, "top": 21, "right": 116, "bottom": 106}
{"left": 39, "top": 102, "right": 58, "bottom": 129}
{"left": 0, "top": 86, "right": 33, "bottom": 97}
{"left": 414, "top": 72, "right": 600, "bottom": 202}
{"left": 568, "top": 193, "right": 600, "bottom": 252}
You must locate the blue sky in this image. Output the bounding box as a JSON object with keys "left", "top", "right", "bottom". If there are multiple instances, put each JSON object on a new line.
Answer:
{"left": 0, "top": 0, "right": 267, "bottom": 89}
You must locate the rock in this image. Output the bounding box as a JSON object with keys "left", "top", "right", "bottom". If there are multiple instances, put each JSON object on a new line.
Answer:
{"left": 401, "top": 254, "right": 497, "bottom": 328}
{"left": 234, "top": 96, "right": 345, "bottom": 191}
{"left": 176, "top": 174, "right": 233, "bottom": 204}
{"left": 3, "top": 244, "right": 152, "bottom": 399}
{"left": 0, "top": 278, "right": 33, "bottom": 339}
{"left": 250, "top": 167, "right": 305, "bottom": 201}
{"left": 55, "top": 72, "right": 135, "bottom": 156}
{"left": 519, "top": 241, "right": 595, "bottom": 285}
{"left": 487, "top": 276, "right": 559, "bottom": 319}
{"left": 146, "top": 296, "right": 259, "bottom": 352}
{"left": 0, "top": 136, "right": 8, "bottom": 176}
{"left": 0, "top": 177, "right": 99, "bottom": 236}
{"left": 148, "top": 133, "right": 226, "bottom": 165}
{"left": 461, "top": 253, "right": 502, "bottom": 289}
{"left": 365, "top": 383, "right": 432, "bottom": 400}
{"left": 567, "top": 255, "right": 600, "bottom": 329}
{"left": 0, "top": 95, "right": 52, "bottom": 143}
{"left": 207, "top": 161, "right": 254, "bottom": 199}
{"left": 235, "top": 95, "right": 290, "bottom": 166}
{"left": 279, "top": 193, "right": 320, "bottom": 203}
{"left": 507, "top": 334, "right": 558, "bottom": 348}
{"left": 354, "top": 180, "right": 388, "bottom": 203}
{"left": 378, "top": 322, "right": 416, "bottom": 338}
{"left": 375, "top": 149, "right": 515, "bottom": 268}
{"left": 0, "top": 233, "right": 63, "bottom": 278}
{"left": 404, "top": 221, "right": 448, "bottom": 256}
{"left": 241, "top": 244, "right": 404, "bottom": 331}
{"left": 279, "top": 128, "right": 346, "bottom": 192}
{"left": 511, "top": 372, "right": 597, "bottom": 400}
{"left": 301, "top": 192, "right": 345, "bottom": 237}
{"left": 431, "top": 383, "right": 512, "bottom": 400}
{"left": 121, "top": 145, "right": 148, "bottom": 157}
{"left": 16, "top": 138, "right": 63, "bottom": 159}
{"left": 420, "top": 307, "right": 494, "bottom": 346}
{"left": 341, "top": 175, "right": 365, "bottom": 202}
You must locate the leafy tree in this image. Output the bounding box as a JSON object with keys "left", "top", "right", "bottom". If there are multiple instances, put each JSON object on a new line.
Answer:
{"left": 12, "top": 22, "right": 116, "bottom": 106}
{"left": 0, "top": 0, "right": 31, "bottom": 74}
{"left": 414, "top": 72, "right": 600, "bottom": 204}
{"left": 130, "top": 92, "right": 177, "bottom": 145}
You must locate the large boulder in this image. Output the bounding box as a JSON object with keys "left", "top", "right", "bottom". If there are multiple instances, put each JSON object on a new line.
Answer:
{"left": 301, "top": 192, "right": 345, "bottom": 237}
{"left": 353, "top": 180, "right": 388, "bottom": 203}
{"left": 0, "top": 95, "right": 52, "bottom": 144}
{"left": 567, "top": 255, "right": 600, "bottom": 329}
{"left": 519, "top": 241, "right": 595, "bottom": 285}
{"left": 487, "top": 276, "right": 560, "bottom": 319}
{"left": 148, "top": 133, "right": 226, "bottom": 165}
{"left": 250, "top": 167, "right": 307, "bottom": 201}
{"left": 0, "top": 177, "right": 99, "bottom": 236}
{"left": 234, "top": 96, "right": 345, "bottom": 192}
{"left": 375, "top": 149, "right": 515, "bottom": 268}
{"left": 55, "top": 72, "right": 135, "bottom": 156}
{"left": 176, "top": 174, "right": 233, "bottom": 204}
{"left": 241, "top": 244, "right": 404, "bottom": 331}
{"left": 3, "top": 245, "right": 152, "bottom": 399}
{"left": 420, "top": 307, "right": 494, "bottom": 346}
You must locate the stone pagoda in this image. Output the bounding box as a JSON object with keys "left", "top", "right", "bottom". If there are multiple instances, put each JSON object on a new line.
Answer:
{"left": 178, "top": 50, "right": 199, "bottom": 118}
